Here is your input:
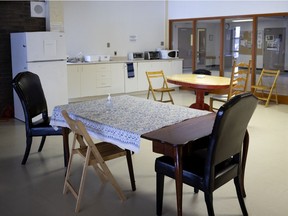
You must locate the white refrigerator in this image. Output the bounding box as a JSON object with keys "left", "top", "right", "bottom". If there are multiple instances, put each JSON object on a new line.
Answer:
{"left": 11, "top": 31, "right": 68, "bottom": 121}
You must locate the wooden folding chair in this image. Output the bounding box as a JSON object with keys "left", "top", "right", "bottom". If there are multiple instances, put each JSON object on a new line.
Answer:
{"left": 61, "top": 110, "right": 135, "bottom": 212}
{"left": 251, "top": 69, "right": 280, "bottom": 107}
{"left": 146, "top": 70, "right": 175, "bottom": 104}
{"left": 209, "top": 60, "right": 251, "bottom": 111}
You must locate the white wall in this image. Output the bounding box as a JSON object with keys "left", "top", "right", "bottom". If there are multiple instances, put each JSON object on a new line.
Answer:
{"left": 63, "top": 1, "right": 166, "bottom": 58}
{"left": 168, "top": 1, "right": 288, "bottom": 19}
{"left": 62, "top": 1, "right": 287, "bottom": 63}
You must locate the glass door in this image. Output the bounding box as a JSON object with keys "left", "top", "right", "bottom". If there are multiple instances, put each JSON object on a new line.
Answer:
{"left": 196, "top": 19, "right": 221, "bottom": 74}
{"left": 171, "top": 21, "right": 193, "bottom": 73}
{"left": 224, "top": 18, "right": 253, "bottom": 77}
{"left": 258, "top": 16, "right": 288, "bottom": 96}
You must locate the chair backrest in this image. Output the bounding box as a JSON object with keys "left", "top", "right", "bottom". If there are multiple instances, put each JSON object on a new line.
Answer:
{"left": 256, "top": 68, "right": 280, "bottom": 88}
{"left": 146, "top": 70, "right": 169, "bottom": 89}
{"left": 228, "top": 60, "right": 251, "bottom": 99}
{"left": 206, "top": 92, "right": 257, "bottom": 188}
{"left": 193, "top": 69, "right": 211, "bottom": 76}
{"left": 12, "top": 71, "right": 48, "bottom": 125}
{"left": 61, "top": 110, "right": 104, "bottom": 162}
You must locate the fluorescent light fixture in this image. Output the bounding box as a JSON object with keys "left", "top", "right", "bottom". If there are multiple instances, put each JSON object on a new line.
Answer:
{"left": 232, "top": 19, "right": 253, "bottom": 23}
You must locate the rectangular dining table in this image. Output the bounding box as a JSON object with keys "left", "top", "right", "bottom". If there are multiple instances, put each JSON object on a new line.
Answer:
{"left": 49, "top": 95, "right": 220, "bottom": 216}
{"left": 50, "top": 95, "right": 211, "bottom": 153}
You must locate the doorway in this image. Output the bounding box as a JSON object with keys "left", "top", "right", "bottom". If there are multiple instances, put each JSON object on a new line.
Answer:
{"left": 178, "top": 27, "right": 192, "bottom": 69}
{"left": 263, "top": 28, "right": 286, "bottom": 71}
{"left": 197, "top": 28, "right": 206, "bottom": 68}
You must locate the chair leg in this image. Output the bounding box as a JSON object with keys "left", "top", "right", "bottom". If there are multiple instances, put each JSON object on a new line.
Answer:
{"left": 156, "top": 172, "right": 165, "bottom": 216}
{"left": 151, "top": 90, "right": 157, "bottom": 102}
{"left": 125, "top": 150, "right": 136, "bottom": 191}
{"left": 204, "top": 192, "right": 215, "bottom": 216}
{"left": 234, "top": 177, "right": 248, "bottom": 216}
{"left": 147, "top": 89, "right": 151, "bottom": 99}
{"left": 160, "top": 92, "right": 164, "bottom": 102}
{"left": 275, "top": 89, "right": 278, "bottom": 104}
{"left": 62, "top": 128, "right": 70, "bottom": 167}
{"left": 168, "top": 92, "right": 174, "bottom": 104}
{"left": 63, "top": 151, "right": 75, "bottom": 194}
{"left": 75, "top": 154, "right": 90, "bottom": 213}
{"left": 209, "top": 97, "right": 213, "bottom": 111}
{"left": 100, "top": 162, "right": 126, "bottom": 201}
{"left": 38, "top": 136, "right": 46, "bottom": 152}
{"left": 22, "top": 136, "right": 33, "bottom": 165}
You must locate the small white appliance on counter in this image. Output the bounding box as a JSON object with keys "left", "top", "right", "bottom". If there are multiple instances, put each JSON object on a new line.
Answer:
{"left": 84, "top": 55, "right": 111, "bottom": 62}
{"left": 10, "top": 31, "right": 68, "bottom": 121}
{"left": 127, "top": 52, "right": 144, "bottom": 61}
{"left": 159, "top": 50, "right": 179, "bottom": 59}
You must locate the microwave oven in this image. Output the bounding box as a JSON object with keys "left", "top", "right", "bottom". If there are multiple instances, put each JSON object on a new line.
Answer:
{"left": 144, "top": 51, "right": 161, "bottom": 60}
{"left": 128, "top": 52, "right": 144, "bottom": 60}
{"left": 159, "top": 50, "right": 179, "bottom": 59}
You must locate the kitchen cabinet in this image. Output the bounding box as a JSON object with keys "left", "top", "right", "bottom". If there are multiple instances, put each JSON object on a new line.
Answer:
{"left": 68, "top": 63, "right": 124, "bottom": 99}
{"left": 67, "top": 64, "right": 82, "bottom": 98}
{"left": 67, "top": 59, "right": 182, "bottom": 100}
{"left": 171, "top": 59, "right": 183, "bottom": 74}
{"left": 124, "top": 62, "right": 138, "bottom": 93}
{"left": 137, "top": 61, "right": 164, "bottom": 91}
{"left": 110, "top": 63, "right": 125, "bottom": 94}
{"left": 169, "top": 59, "right": 183, "bottom": 87}
{"left": 81, "top": 64, "right": 112, "bottom": 97}
{"left": 137, "top": 60, "right": 182, "bottom": 91}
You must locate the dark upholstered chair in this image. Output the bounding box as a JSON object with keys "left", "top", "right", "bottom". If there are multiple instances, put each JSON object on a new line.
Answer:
{"left": 12, "top": 71, "right": 69, "bottom": 166}
{"left": 155, "top": 92, "right": 257, "bottom": 216}
{"left": 193, "top": 68, "right": 212, "bottom": 76}
{"left": 193, "top": 69, "right": 211, "bottom": 95}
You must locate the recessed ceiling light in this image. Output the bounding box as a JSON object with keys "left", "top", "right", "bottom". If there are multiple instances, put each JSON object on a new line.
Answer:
{"left": 232, "top": 19, "right": 253, "bottom": 23}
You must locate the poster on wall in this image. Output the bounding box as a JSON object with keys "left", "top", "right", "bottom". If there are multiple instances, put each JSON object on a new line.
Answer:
{"left": 239, "top": 31, "right": 262, "bottom": 55}
{"left": 257, "top": 30, "right": 263, "bottom": 49}
{"left": 265, "top": 35, "right": 279, "bottom": 51}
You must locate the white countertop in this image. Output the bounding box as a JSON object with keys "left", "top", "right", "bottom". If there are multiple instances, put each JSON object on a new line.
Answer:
{"left": 67, "top": 58, "right": 183, "bottom": 65}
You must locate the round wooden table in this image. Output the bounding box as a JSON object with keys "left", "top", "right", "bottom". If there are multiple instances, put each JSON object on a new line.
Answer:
{"left": 167, "top": 74, "right": 231, "bottom": 110}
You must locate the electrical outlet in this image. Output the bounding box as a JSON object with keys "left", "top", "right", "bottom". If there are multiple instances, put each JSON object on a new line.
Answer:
{"left": 114, "top": 51, "right": 117, "bottom": 56}
{"left": 107, "top": 42, "right": 110, "bottom": 48}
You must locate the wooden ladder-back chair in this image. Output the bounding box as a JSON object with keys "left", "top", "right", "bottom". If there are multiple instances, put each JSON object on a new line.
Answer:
{"left": 251, "top": 68, "right": 280, "bottom": 107}
{"left": 146, "top": 70, "right": 175, "bottom": 104}
{"left": 61, "top": 110, "right": 136, "bottom": 212}
{"left": 209, "top": 60, "right": 251, "bottom": 111}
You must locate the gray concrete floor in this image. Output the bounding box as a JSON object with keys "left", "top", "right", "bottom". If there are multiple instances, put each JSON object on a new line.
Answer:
{"left": 0, "top": 90, "right": 287, "bottom": 216}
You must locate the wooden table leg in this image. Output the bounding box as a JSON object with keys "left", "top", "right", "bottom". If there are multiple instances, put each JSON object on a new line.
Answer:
{"left": 190, "top": 90, "right": 210, "bottom": 110}
{"left": 62, "top": 127, "right": 70, "bottom": 167}
{"left": 125, "top": 150, "right": 136, "bottom": 191}
{"left": 241, "top": 130, "right": 249, "bottom": 198}
{"left": 174, "top": 146, "right": 183, "bottom": 216}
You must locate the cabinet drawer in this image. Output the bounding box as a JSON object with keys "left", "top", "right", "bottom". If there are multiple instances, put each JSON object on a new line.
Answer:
{"left": 96, "top": 71, "right": 111, "bottom": 79}
{"left": 96, "top": 71, "right": 112, "bottom": 87}
{"left": 96, "top": 77, "right": 112, "bottom": 87}
{"left": 93, "top": 64, "right": 110, "bottom": 71}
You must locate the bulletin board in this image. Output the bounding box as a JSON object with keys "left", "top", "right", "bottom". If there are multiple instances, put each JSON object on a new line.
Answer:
{"left": 239, "top": 31, "right": 262, "bottom": 55}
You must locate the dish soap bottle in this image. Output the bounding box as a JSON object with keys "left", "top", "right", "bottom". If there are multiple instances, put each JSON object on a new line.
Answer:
{"left": 106, "top": 93, "right": 113, "bottom": 111}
